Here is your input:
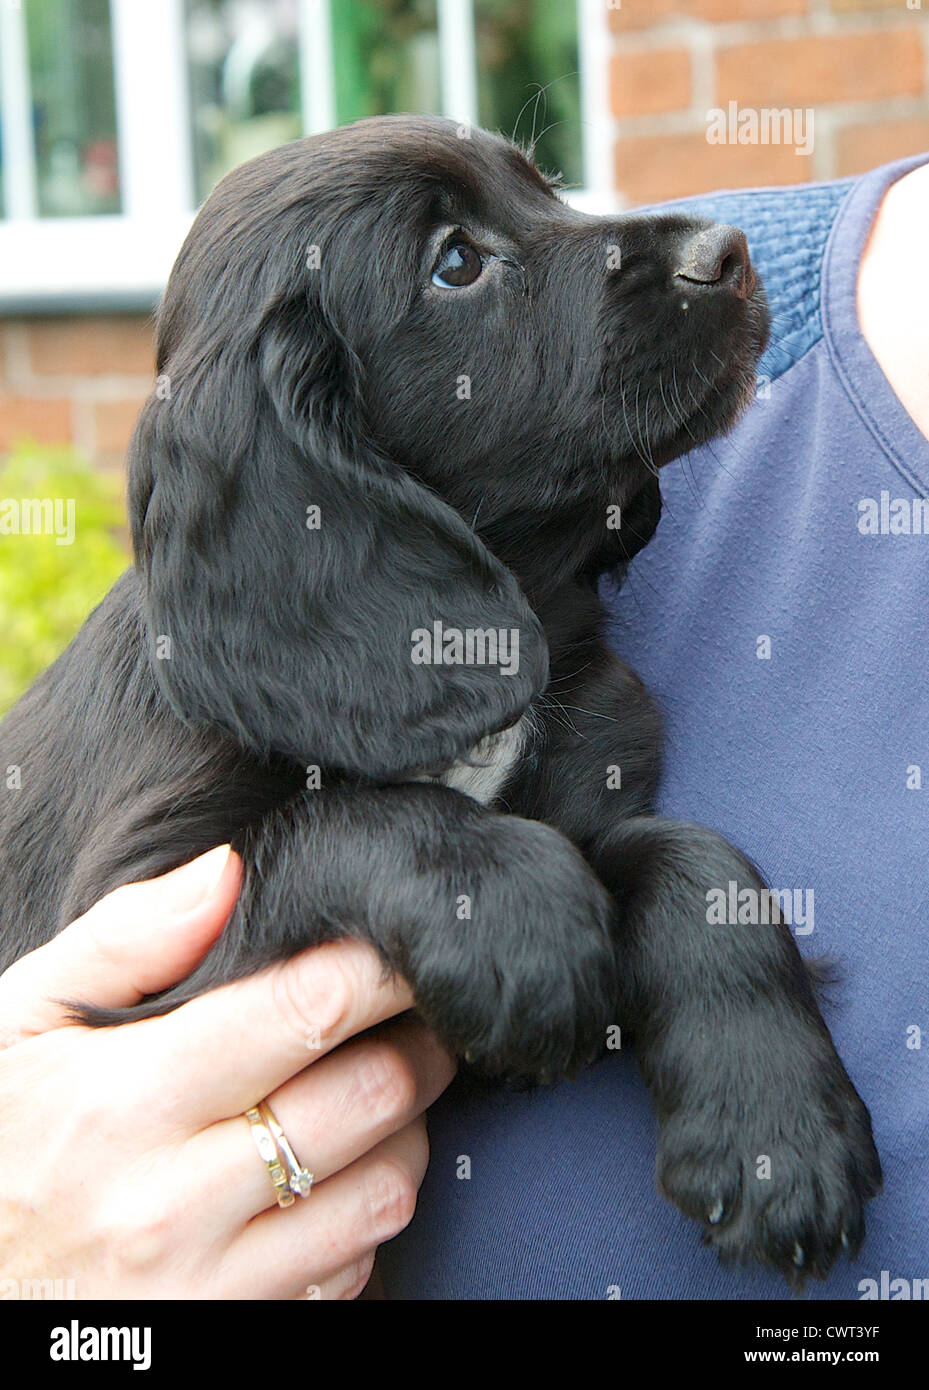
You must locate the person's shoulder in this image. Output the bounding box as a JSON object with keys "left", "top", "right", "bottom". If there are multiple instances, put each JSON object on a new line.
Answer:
{"left": 641, "top": 176, "right": 857, "bottom": 384}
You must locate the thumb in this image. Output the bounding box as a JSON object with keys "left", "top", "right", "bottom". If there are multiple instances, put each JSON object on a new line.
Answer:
{"left": 0, "top": 846, "right": 241, "bottom": 1042}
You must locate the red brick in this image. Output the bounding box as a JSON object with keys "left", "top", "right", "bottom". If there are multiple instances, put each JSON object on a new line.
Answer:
{"left": 607, "top": 0, "right": 806, "bottom": 29}
{"left": 610, "top": 47, "right": 692, "bottom": 117}
{"left": 26, "top": 317, "right": 154, "bottom": 378}
{"left": 830, "top": 0, "right": 909, "bottom": 11}
{"left": 0, "top": 329, "right": 11, "bottom": 389}
{"left": 607, "top": 0, "right": 678, "bottom": 32}
{"left": 716, "top": 30, "right": 926, "bottom": 107}
{"left": 0, "top": 395, "right": 72, "bottom": 449}
{"left": 92, "top": 397, "right": 147, "bottom": 455}
{"left": 690, "top": 0, "right": 807, "bottom": 18}
{"left": 835, "top": 114, "right": 929, "bottom": 175}
{"left": 615, "top": 130, "right": 810, "bottom": 204}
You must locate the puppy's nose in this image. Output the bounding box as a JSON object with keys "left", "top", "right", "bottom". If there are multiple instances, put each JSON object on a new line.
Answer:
{"left": 675, "top": 225, "right": 753, "bottom": 298}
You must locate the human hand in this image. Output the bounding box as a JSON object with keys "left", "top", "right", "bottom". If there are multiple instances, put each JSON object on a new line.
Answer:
{"left": 0, "top": 846, "right": 455, "bottom": 1299}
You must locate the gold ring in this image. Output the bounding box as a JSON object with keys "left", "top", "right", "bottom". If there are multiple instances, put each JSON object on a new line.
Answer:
{"left": 259, "top": 1100, "right": 314, "bottom": 1198}
{"left": 244, "top": 1105, "right": 295, "bottom": 1208}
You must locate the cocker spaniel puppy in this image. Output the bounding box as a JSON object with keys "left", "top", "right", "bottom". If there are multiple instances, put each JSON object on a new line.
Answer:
{"left": 0, "top": 116, "right": 880, "bottom": 1285}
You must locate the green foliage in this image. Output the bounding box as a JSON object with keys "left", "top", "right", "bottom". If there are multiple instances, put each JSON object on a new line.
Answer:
{"left": 0, "top": 442, "right": 129, "bottom": 715}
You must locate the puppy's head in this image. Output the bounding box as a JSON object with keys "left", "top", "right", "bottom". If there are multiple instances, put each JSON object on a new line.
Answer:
{"left": 130, "top": 115, "right": 767, "bottom": 778}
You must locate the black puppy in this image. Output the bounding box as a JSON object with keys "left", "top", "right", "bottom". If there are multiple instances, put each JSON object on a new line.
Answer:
{"left": 0, "top": 116, "right": 880, "bottom": 1286}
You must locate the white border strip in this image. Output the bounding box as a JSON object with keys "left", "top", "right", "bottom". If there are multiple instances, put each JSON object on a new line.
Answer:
{"left": 0, "top": 214, "right": 193, "bottom": 307}
{"left": 111, "top": 0, "right": 194, "bottom": 217}
{"left": 438, "top": 0, "right": 477, "bottom": 127}
{"left": 298, "top": 0, "right": 336, "bottom": 134}
{"left": 577, "top": 0, "right": 617, "bottom": 212}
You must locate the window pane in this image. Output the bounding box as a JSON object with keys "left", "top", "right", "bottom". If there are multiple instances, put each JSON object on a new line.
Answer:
{"left": 186, "top": 0, "right": 302, "bottom": 204}
{"left": 331, "top": 0, "right": 439, "bottom": 127}
{"left": 27, "top": 0, "right": 120, "bottom": 216}
{"left": 474, "top": 0, "right": 581, "bottom": 189}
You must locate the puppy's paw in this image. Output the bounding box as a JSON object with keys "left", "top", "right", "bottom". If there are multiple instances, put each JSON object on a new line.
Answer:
{"left": 401, "top": 817, "right": 618, "bottom": 1083}
{"left": 652, "top": 1027, "right": 882, "bottom": 1289}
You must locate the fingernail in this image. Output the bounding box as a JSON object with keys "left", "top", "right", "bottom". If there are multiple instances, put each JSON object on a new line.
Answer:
{"left": 161, "top": 845, "right": 233, "bottom": 915}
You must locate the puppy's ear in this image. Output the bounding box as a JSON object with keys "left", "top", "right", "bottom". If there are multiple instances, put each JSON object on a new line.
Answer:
{"left": 128, "top": 296, "right": 547, "bottom": 779}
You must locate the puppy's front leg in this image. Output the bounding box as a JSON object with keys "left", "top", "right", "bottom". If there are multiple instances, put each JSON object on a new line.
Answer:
{"left": 587, "top": 816, "right": 881, "bottom": 1286}
{"left": 78, "top": 782, "right": 618, "bottom": 1083}
{"left": 508, "top": 640, "right": 881, "bottom": 1285}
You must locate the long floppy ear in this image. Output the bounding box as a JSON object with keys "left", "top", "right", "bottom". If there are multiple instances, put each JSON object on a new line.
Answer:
{"left": 128, "top": 296, "right": 547, "bottom": 780}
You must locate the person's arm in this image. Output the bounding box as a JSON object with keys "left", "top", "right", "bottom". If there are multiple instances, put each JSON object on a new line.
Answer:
{"left": 0, "top": 847, "right": 454, "bottom": 1299}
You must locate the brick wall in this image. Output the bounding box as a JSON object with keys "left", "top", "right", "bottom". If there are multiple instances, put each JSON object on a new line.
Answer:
{"left": 2, "top": 0, "right": 928, "bottom": 473}
{"left": 0, "top": 315, "right": 154, "bottom": 471}
{"left": 609, "top": 0, "right": 929, "bottom": 204}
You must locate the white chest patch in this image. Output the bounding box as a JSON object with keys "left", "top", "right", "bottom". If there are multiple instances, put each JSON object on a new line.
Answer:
{"left": 432, "top": 714, "right": 531, "bottom": 806}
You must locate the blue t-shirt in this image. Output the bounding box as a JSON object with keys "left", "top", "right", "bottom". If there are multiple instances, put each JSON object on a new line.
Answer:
{"left": 380, "top": 153, "right": 929, "bottom": 1301}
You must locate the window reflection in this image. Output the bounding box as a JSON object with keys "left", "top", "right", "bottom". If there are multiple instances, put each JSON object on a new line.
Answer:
{"left": 26, "top": 0, "right": 121, "bottom": 217}
{"left": 331, "top": 0, "right": 439, "bottom": 126}
{"left": 475, "top": 0, "right": 581, "bottom": 189}
{"left": 187, "top": 0, "right": 302, "bottom": 203}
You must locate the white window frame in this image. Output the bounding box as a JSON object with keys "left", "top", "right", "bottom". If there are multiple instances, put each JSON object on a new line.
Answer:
{"left": 0, "top": 0, "right": 615, "bottom": 312}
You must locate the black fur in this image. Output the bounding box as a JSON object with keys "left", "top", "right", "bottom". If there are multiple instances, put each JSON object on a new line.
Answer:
{"left": 0, "top": 116, "right": 880, "bottom": 1286}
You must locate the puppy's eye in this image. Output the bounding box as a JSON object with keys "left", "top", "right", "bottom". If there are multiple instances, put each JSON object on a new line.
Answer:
{"left": 432, "top": 241, "right": 483, "bottom": 288}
